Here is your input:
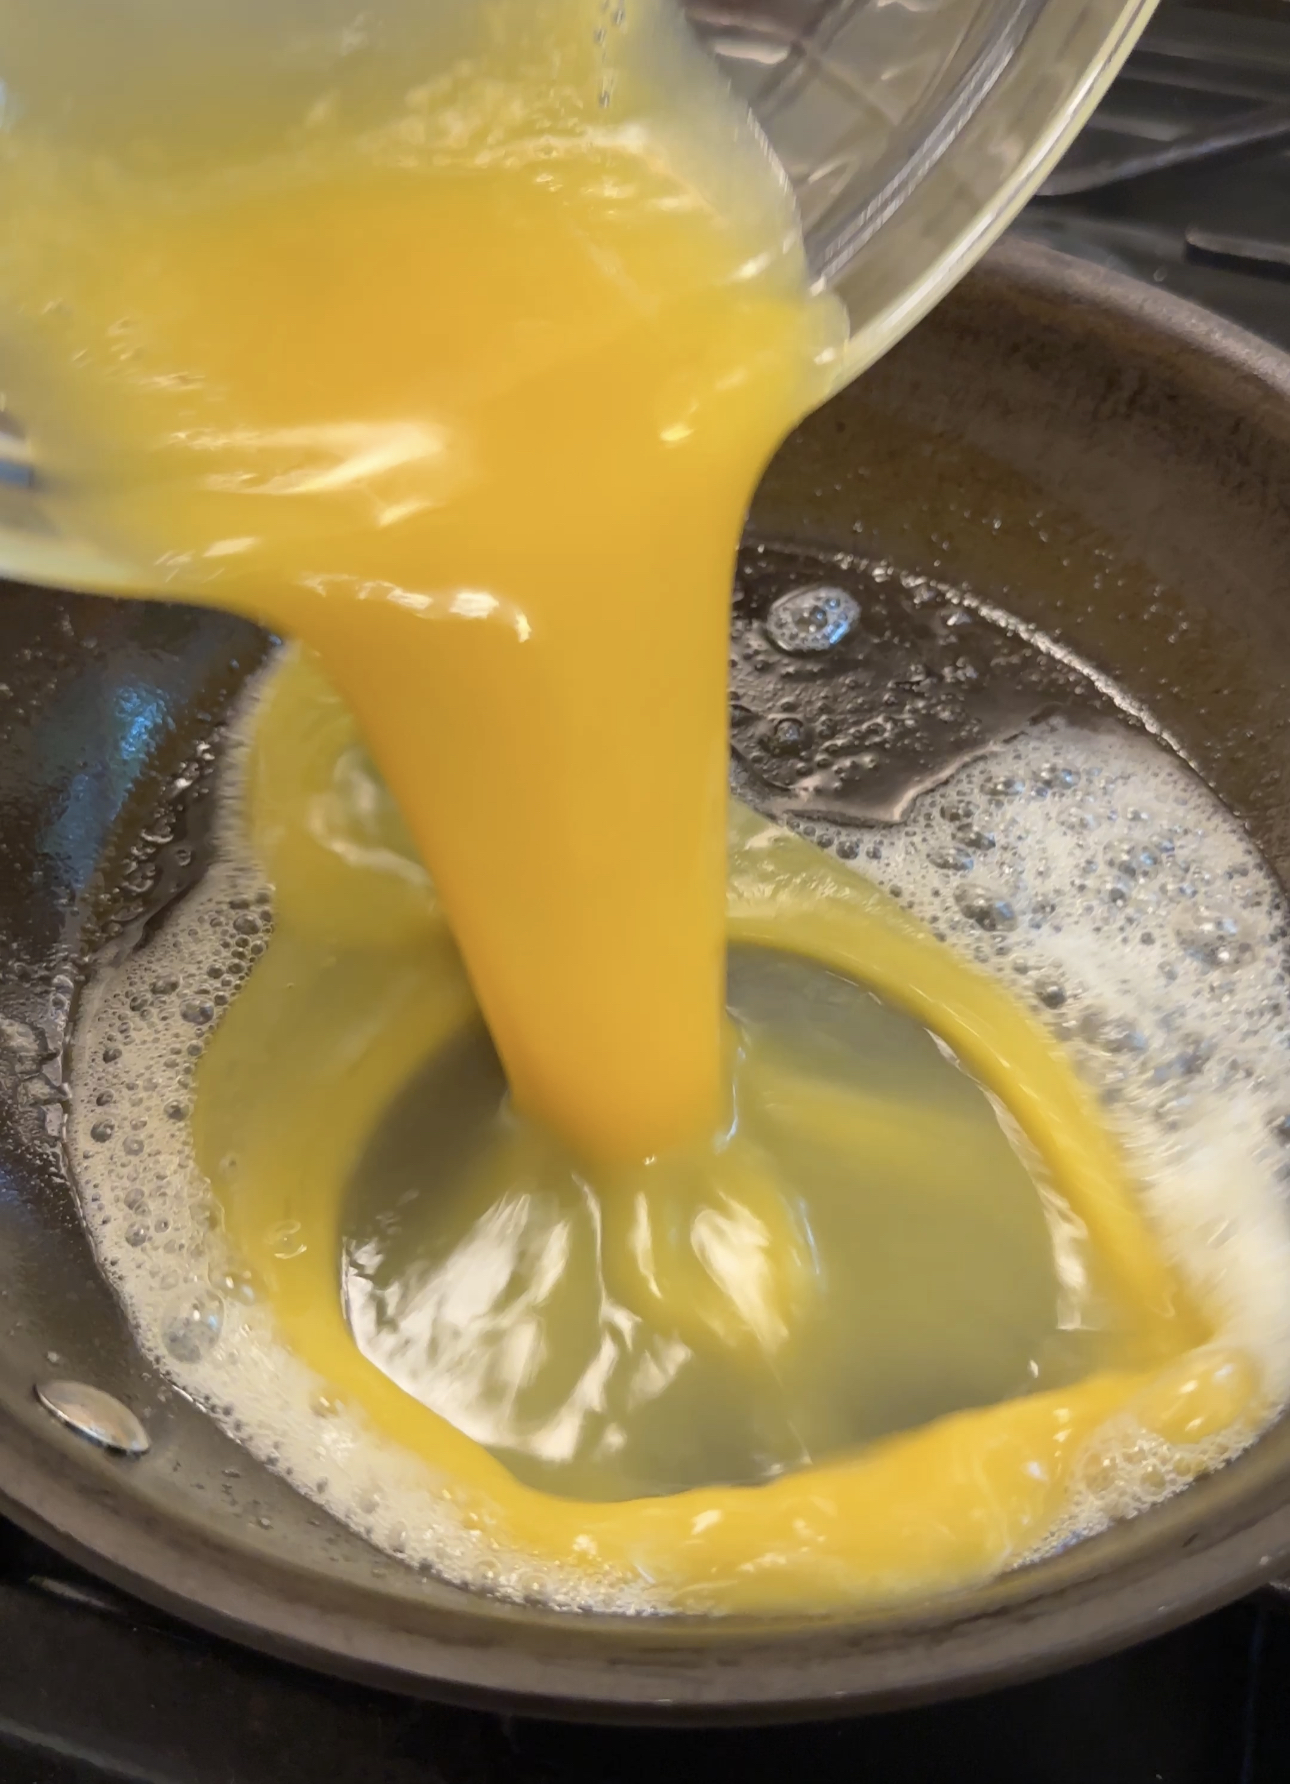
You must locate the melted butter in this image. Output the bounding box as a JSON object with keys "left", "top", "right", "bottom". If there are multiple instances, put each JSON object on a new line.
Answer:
{"left": 5, "top": 0, "right": 1264, "bottom": 1610}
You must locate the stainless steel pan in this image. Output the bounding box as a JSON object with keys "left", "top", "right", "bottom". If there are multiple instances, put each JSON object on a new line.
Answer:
{"left": 2, "top": 237, "right": 1289, "bottom": 1720}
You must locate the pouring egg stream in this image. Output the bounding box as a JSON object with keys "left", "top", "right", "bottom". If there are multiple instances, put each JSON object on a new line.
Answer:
{"left": 6, "top": 0, "right": 1283, "bottom": 1611}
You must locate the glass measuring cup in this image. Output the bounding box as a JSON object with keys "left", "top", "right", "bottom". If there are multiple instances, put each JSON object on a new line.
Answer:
{"left": 0, "top": 0, "right": 1157, "bottom": 598}
{"left": 685, "top": 0, "right": 1158, "bottom": 384}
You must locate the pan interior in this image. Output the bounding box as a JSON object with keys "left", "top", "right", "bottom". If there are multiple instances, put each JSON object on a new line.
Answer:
{"left": 56, "top": 520, "right": 1290, "bottom": 1619}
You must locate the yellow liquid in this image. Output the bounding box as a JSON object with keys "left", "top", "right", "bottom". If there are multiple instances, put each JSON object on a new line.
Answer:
{"left": 0, "top": 0, "right": 838, "bottom": 1161}
{"left": 190, "top": 649, "right": 1235, "bottom": 1610}
{"left": 3, "top": 0, "right": 1261, "bottom": 1609}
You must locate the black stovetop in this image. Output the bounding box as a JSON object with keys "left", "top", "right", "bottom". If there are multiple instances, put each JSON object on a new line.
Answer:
{"left": 1, "top": 1517, "right": 1288, "bottom": 1784}
{"left": 6, "top": 5, "right": 1290, "bottom": 1779}
{"left": 1013, "top": 0, "right": 1290, "bottom": 352}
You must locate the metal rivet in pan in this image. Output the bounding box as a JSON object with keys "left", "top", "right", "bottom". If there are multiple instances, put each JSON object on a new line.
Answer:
{"left": 35, "top": 1380, "right": 150, "bottom": 1457}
